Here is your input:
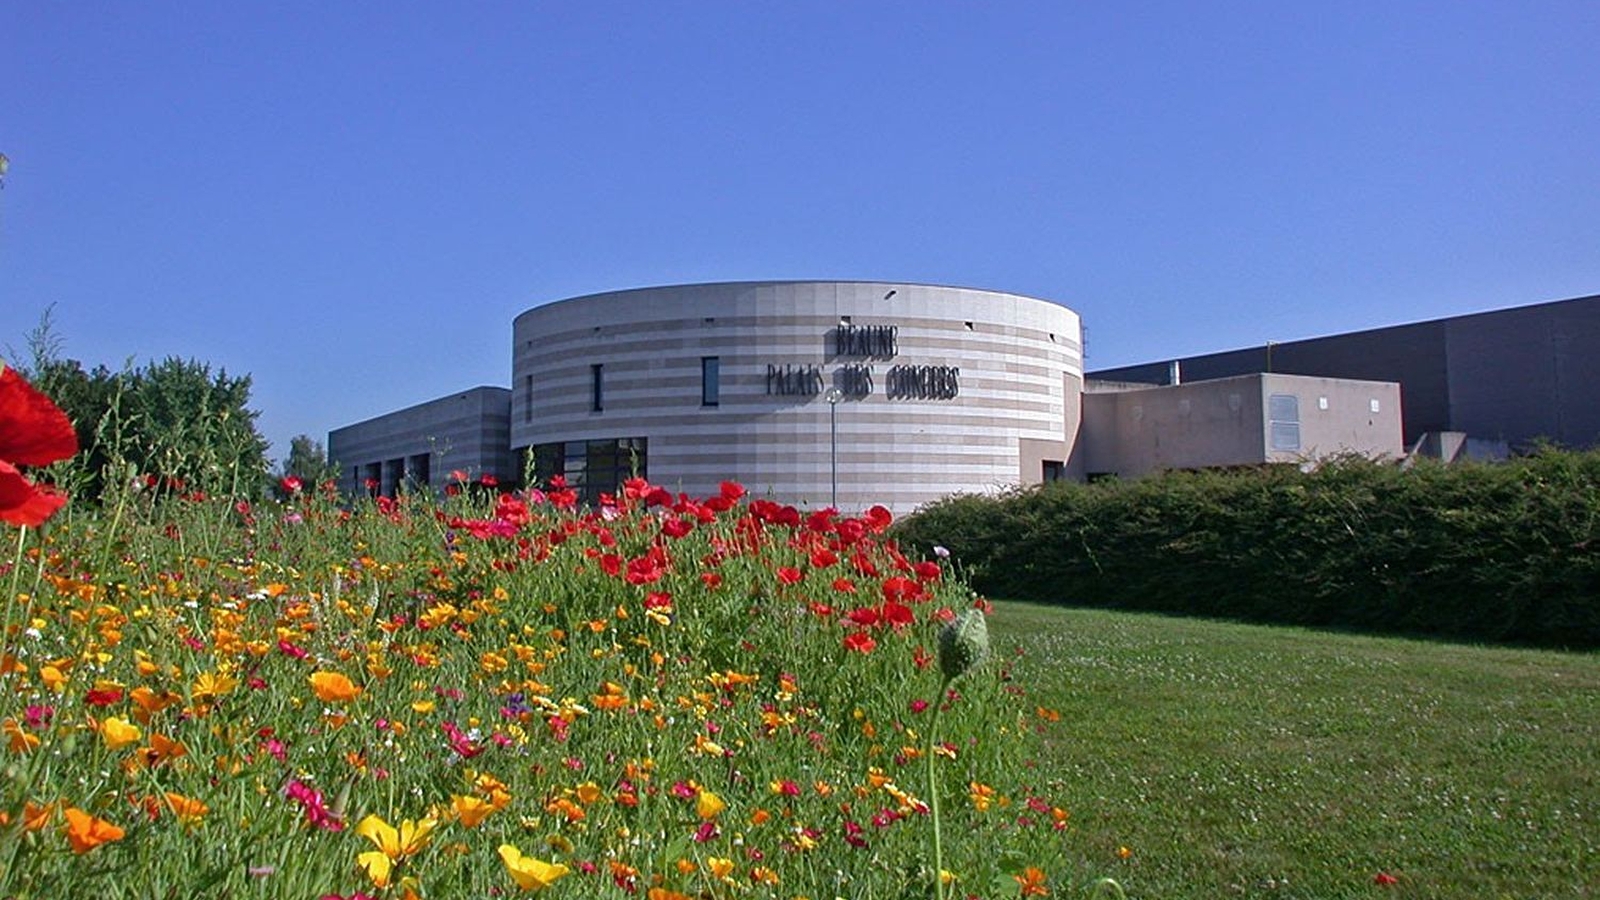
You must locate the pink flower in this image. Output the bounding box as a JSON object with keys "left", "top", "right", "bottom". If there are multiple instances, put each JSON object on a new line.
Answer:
{"left": 284, "top": 780, "right": 343, "bottom": 831}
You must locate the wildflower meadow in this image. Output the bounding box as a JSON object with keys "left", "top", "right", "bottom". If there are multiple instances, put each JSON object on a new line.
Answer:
{"left": 0, "top": 364, "right": 1076, "bottom": 899}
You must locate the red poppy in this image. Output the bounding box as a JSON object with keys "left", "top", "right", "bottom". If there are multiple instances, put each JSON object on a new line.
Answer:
{"left": 879, "top": 600, "right": 915, "bottom": 628}
{"left": 0, "top": 365, "right": 78, "bottom": 527}
{"left": 880, "top": 576, "right": 922, "bottom": 603}
{"left": 0, "top": 462, "right": 68, "bottom": 526}
{"left": 863, "top": 505, "right": 893, "bottom": 532}
{"left": 844, "top": 606, "right": 881, "bottom": 628}
{"left": 842, "top": 632, "right": 876, "bottom": 654}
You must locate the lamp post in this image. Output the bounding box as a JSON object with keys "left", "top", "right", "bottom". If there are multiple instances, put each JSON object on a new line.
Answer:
{"left": 824, "top": 387, "right": 843, "bottom": 510}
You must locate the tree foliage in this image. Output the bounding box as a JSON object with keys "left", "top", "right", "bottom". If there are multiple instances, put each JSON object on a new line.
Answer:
{"left": 276, "top": 433, "right": 337, "bottom": 488}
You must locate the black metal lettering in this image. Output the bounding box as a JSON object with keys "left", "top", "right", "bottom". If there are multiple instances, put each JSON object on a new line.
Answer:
{"left": 884, "top": 364, "right": 959, "bottom": 400}
{"left": 834, "top": 324, "right": 900, "bottom": 359}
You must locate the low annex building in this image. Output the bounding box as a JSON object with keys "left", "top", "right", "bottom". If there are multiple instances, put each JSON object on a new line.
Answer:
{"left": 329, "top": 281, "right": 1406, "bottom": 515}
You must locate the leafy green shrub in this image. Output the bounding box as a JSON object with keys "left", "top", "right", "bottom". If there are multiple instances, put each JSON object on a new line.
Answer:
{"left": 895, "top": 451, "right": 1600, "bottom": 648}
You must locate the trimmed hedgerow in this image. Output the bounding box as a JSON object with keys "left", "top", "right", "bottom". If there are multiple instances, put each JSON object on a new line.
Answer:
{"left": 894, "top": 450, "right": 1600, "bottom": 648}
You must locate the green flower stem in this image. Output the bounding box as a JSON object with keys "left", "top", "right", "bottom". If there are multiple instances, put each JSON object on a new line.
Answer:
{"left": 928, "top": 674, "right": 952, "bottom": 900}
{"left": 0, "top": 526, "right": 28, "bottom": 687}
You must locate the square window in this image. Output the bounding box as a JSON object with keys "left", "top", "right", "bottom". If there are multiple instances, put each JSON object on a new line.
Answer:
{"left": 1268, "top": 393, "right": 1300, "bottom": 423}
{"left": 1271, "top": 422, "right": 1302, "bottom": 451}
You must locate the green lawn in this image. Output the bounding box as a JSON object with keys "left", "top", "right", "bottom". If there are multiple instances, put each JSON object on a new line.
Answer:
{"left": 988, "top": 602, "right": 1599, "bottom": 899}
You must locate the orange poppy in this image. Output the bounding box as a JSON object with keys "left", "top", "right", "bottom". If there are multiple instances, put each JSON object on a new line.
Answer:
{"left": 309, "top": 671, "right": 362, "bottom": 703}
{"left": 63, "top": 807, "right": 125, "bottom": 853}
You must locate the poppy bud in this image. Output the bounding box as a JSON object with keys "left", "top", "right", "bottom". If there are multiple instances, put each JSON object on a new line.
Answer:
{"left": 937, "top": 608, "right": 988, "bottom": 681}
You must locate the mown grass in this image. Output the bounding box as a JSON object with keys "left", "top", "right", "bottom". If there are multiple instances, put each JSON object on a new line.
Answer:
{"left": 989, "top": 601, "right": 1599, "bottom": 899}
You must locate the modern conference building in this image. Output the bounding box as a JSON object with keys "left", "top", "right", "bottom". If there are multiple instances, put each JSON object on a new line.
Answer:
{"left": 329, "top": 280, "right": 1415, "bottom": 516}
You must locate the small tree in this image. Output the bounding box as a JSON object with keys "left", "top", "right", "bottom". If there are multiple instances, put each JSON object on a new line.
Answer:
{"left": 276, "top": 434, "right": 338, "bottom": 494}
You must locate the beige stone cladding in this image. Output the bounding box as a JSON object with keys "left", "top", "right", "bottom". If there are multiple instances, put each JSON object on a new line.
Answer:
{"left": 1081, "top": 373, "right": 1403, "bottom": 478}
{"left": 511, "top": 282, "right": 1083, "bottom": 518}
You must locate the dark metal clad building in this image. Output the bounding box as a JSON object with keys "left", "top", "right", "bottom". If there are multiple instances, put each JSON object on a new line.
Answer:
{"left": 1089, "top": 293, "right": 1600, "bottom": 451}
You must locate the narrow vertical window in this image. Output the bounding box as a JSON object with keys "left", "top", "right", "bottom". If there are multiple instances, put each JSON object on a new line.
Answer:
{"left": 524, "top": 375, "right": 534, "bottom": 422}
{"left": 701, "top": 356, "right": 720, "bottom": 407}
{"left": 1268, "top": 393, "right": 1301, "bottom": 451}
{"left": 591, "top": 364, "right": 604, "bottom": 412}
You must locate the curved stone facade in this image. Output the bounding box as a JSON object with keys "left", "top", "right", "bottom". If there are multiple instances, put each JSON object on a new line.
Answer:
{"left": 510, "top": 281, "right": 1083, "bottom": 515}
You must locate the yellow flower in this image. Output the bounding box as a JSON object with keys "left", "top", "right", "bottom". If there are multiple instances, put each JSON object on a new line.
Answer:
{"left": 706, "top": 856, "right": 736, "bottom": 880}
{"left": 100, "top": 716, "right": 142, "bottom": 750}
{"left": 354, "top": 814, "right": 436, "bottom": 887}
{"left": 40, "top": 665, "right": 68, "bottom": 692}
{"left": 497, "top": 843, "right": 571, "bottom": 892}
{"left": 191, "top": 670, "right": 239, "bottom": 702}
{"left": 691, "top": 733, "right": 726, "bottom": 757}
{"left": 969, "top": 781, "right": 996, "bottom": 812}
{"left": 310, "top": 671, "right": 362, "bottom": 703}
{"left": 452, "top": 794, "right": 495, "bottom": 828}
{"left": 695, "top": 788, "right": 727, "bottom": 821}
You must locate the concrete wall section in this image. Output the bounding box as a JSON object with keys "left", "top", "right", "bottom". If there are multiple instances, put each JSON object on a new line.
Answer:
{"left": 511, "top": 282, "right": 1083, "bottom": 517}
{"left": 1082, "top": 374, "right": 1403, "bottom": 478}
{"left": 1083, "top": 377, "right": 1266, "bottom": 477}
{"left": 1261, "top": 374, "right": 1404, "bottom": 464}
{"left": 328, "top": 387, "right": 513, "bottom": 495}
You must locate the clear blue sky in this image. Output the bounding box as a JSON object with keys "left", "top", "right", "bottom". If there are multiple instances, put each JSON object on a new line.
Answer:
{"left": 3, "top": 2, "right": 1596, "bottom": 463}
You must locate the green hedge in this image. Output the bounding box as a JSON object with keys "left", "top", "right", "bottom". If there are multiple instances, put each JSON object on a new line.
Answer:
{"left": 893, "top": 450, "right": 1600, "bottom": 648}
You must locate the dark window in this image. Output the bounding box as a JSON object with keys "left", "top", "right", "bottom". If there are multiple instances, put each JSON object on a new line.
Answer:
{"left": 384, "top": 458, "right": 404, "bottom": 496}
{"left": 529, "top": 437, "right": 648, "bottom": 503}
{"left": 407, "top": 453, "right": 430, "bottom": 490}
{"left": 361, "top": 463, "right": 382, "bottom": 496}
{"left": 702, "top": 356, "right": 720, "bottom": 406}
{"left": 1042, "top": 460, "right": 1065, "bottom": 482}
{"left": 591, "top": 364, "right": 604, "bottom": 412}
{"left": 524, "top": 375, "right": 533, "bottom": 423}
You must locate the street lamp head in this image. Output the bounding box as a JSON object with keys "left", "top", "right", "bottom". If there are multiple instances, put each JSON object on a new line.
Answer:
{"left": 824, "top": 387, "right": 844, "bottom": 404}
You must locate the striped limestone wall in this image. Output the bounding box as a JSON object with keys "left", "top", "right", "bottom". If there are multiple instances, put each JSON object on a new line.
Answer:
{"left": 328, "top": 387, "right": 512, "bottom": 494}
